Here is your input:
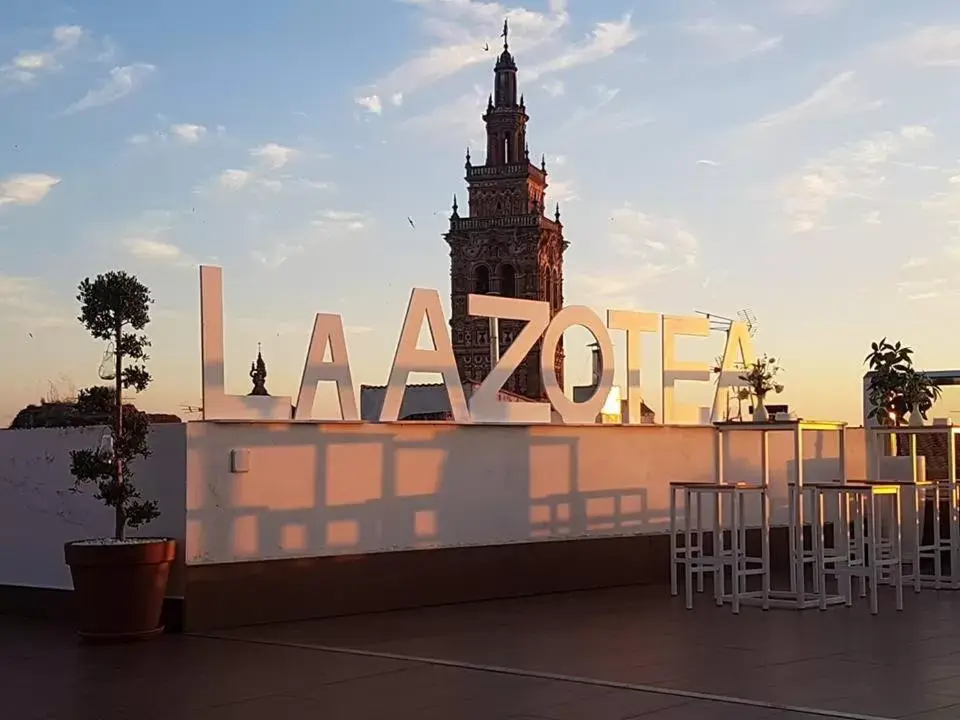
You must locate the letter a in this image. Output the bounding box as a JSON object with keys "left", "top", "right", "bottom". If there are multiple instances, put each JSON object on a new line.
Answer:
{"left": 294, "top": 313, "right": 358, "bottom": 421}
{"left": 380, "top": 288, "right": 469, "bottom": 422}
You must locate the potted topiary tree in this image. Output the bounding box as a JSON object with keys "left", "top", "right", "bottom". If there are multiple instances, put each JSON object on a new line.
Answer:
{"left": 64, "top": 271, "right": 175, "bottom": 642}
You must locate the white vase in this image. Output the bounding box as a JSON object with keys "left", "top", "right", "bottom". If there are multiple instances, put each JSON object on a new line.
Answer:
{"left": 754, "top": 397, "right": 768, "bottom": 422}
{"left": 909, "top": 404, "right": 924, "bottom": 427}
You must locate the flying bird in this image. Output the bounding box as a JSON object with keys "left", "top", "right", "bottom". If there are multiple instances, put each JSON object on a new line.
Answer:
{"left": 407, "top": 217, "right": 416, "bottom": 229}
{"left": 483, "top": 43, "right": 489, "bottom": 51}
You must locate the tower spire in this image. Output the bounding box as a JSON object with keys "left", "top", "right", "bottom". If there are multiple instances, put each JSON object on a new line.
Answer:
{"left": 501, "top": 18, "right": 509, "bottom": 51}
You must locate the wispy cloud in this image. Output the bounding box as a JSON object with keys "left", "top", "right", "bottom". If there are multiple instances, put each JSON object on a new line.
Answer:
{"left": 559, "top": 85, "right": 653, "bottom": 135}
{"left": 123, "top": 237, "right": 184, "bottom": 261}
{"left": 170, "top": 123, "right": 207, "bottom": 143}
{"left": 525, "top": 14, "right": 641, "bottom": 80}
{"left": 748, "top": 70, "right": 880, "bottom": 131}
{"left": 780, "top": 125, "right": 934, "bottom": 233}
{"left": 129, "top": 121, "right": 209, "bottom": 146}
{"left": 541, "top": 79, "right": 565, "bottom": 97}
{"left": 356, "top": 95, "right": 383, "bottom": 115}
{"left": 402, "top": 84, "right": 486, "bottom": 135}
{"left": 206, "top": 142, "right": 300, "bottom": 193}
{"left": 0, "top": 174, "right": 61, "bottom": 208}
{"left": 0, "top": 276, "right": 70, "bottom": 329}
{"left": 252, "top": 242, "right": 304, "bottom": 269}
{"left": 873, "top": 25, "right": 960, "bottom": 68}
{"left": 251, "top": 142, "right": 298, "bottom": 169}
{"left": 217, "top": 169, "right": 252, "bottom": 190}
{"left": 573, "top": 206, "right": 699, "bottom": 308}
{"left": 1, "top": 25, "right": 84, "bottom": 85}
{"left": 355, "top": 0, "right": 570, "bottom": 114}
{"left": 312, "top": 209, "right": 372, "bottom": 233}
{"left": 683, "top": 19, "right": 782, "bottom": 62}
{"left": 548, "top": 178, "right": 578, "bottom": 205}
{"left": 63, "top": 63, "right": 155, "bottom": 114}
{"left": 897, "top": 277, "right": 948, "bottom": 301}
{"left": 118, "top": 211, "right": 198, "bottom": 267}
{"left": 252, "top": 211, "right": 374, "bottom": 268}
{"left": 778, "top": 0, "right": 847, "bottom": 15}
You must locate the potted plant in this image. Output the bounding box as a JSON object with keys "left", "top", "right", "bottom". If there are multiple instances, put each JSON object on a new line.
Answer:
{"left": 902, "top": 368, "right": 941, "bottom": 427}
{"left": 864, "top": 338, "right": 913, "bottom": 426}
{"left": 739, "top": 355, "right": 784, "bottom": 422}
{"left": 864, "top": 338, "right": 941, "bottom": 427}
{"left": 64, "top": 271, "right": 175, "bottom": 642}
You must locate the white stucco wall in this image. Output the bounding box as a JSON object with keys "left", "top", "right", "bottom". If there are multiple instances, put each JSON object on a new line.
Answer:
{"left": 185, "top": 422, "right": 866, "bottom": 566}
{"left": 0, "top": 425, "right": 187, "bottom": 593}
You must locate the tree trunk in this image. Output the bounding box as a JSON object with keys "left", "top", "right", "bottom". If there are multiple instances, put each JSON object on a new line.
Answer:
{"left": 114, "top": 323, "right": 125, "bottom": 541}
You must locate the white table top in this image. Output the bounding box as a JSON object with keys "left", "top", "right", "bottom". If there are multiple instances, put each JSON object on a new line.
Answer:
{"left": 871, "top": 425, "right": 960, "bottom": 435}
{"left": 714, "top": 420, "right": 847, "bottom": 432}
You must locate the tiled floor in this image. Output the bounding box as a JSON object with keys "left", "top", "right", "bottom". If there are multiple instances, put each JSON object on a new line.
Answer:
{"left": 8, "top": 583, "right": 960, "bottom": 718}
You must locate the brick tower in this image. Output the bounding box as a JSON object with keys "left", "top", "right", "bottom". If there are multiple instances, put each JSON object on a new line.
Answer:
{"left": 445, "top": 20, "right": 567, "bottom": 399}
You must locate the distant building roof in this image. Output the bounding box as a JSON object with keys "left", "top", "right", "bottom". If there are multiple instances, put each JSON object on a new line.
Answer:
{"left": 360, "top": 381, "right": 531, "bottom": 421}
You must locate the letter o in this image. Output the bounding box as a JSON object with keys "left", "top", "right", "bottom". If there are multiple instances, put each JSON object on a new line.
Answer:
{"left": 540, "top": 306, "right": 615, "bottom": 424}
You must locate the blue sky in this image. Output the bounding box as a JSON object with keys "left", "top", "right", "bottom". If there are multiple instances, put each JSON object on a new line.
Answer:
{"left": 3, "top": 0, "right": 960, "bottom": 425}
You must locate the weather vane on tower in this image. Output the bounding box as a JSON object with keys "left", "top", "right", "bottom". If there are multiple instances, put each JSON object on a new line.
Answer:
{"left": 501, "top": 18, "right": 509, "bottom": 51}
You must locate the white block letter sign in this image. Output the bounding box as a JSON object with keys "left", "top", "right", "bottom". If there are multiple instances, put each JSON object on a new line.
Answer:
{"left": 199, "top": 265, "right": 293, "bottom": 420}
{"left": 380, "top": 288, "right": 468, "bottom": 422}
{"left": 661, "top": 315, "right": 711, "bottom": 425}
{"left": 468, "top": 294, "right": 552, "bottom": 424}
{"left": 294, "top": 313, "right": 358, "bottom": 421}
{"left": 541, "top": 306, "right": 615, "bottom": 424}
{"left": 711, "top": 321, "right": 756, "bottom": 422}
{"left": 607, "top": 309, "right": 658, "bottom": 425}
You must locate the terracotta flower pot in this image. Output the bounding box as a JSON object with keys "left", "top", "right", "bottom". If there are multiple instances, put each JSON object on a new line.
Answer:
{"left": 64, "top": 537, "right": 176, "bottom": 643}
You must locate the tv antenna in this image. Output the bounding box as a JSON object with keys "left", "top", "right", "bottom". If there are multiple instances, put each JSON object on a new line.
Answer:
{"left": 180, "top": 403, "right": 203, "bottom": 417}
{"left": 737, "top": 308, "right": 759, "bottom": 337}
{"left": 695, "top": 308, "right": 759, "bottom": 337}
{"left": 694, "top": 310, "right": 735, "bottom": 333}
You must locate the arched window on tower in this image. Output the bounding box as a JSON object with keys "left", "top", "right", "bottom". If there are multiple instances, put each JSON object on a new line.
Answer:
{"left": 500, "top": 264, "right": 516, "bottom": 297}
{"left": 474, "top": 265, "right": 490, "bottom": 294}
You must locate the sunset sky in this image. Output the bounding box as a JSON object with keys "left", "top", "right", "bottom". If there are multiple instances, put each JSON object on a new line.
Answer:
{"left": 3, "top": 0, "right": 960, "bottom": 425}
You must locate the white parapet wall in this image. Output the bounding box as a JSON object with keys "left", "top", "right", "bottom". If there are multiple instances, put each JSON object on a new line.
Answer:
{"left": 0, "top": 424, "right": 187, "bottom": 594}
{"left": 185, "top": 422, "right": 866, "bottom": 566}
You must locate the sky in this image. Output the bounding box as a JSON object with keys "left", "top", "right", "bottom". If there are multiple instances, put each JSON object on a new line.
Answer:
{"left": 2, "top": 0, "right": 960, "bottom": 426}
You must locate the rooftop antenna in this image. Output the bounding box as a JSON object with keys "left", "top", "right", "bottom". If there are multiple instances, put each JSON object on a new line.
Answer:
{"left": 694, "top": 310, "right": 735, "bottom": 334}
{"left": 737, "top": 308, "right": 759, "bottom": 337}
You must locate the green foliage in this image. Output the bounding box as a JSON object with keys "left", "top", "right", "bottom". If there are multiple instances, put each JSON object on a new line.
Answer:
{"left": 864, "top": 338, "right": 941, "bottom": 425}
{"left": 75, "top": 385, "right": 114, "bottom": 415}
{"left": 738, "top": 355, "right": 784, "bottom": 400}
{"left": 70, "top": 271, "right": 158, "bottom": 539}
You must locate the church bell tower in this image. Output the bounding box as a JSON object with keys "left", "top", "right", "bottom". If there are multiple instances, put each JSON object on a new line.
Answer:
{"left": 445, "top": 20, "right": 567, "bottom": 399}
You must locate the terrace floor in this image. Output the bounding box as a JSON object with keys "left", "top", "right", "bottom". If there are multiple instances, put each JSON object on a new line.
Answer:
{"left": 8, "top": 583, "right": 960, "bottom": 719}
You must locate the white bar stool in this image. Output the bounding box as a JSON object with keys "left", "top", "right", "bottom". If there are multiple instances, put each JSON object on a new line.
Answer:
{"left": 813, "top": 482, "right": 904, "bottom": 615}
{"left": 669, "top": 481, "right": 706, "bottom": 599}
{"left": 670, "top": 482, "right": 770, "bottom": 614}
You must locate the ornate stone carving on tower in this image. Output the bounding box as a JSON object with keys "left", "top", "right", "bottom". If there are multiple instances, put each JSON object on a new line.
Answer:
{"left": 445, "top": 19, "right": 567, "bottom": 399}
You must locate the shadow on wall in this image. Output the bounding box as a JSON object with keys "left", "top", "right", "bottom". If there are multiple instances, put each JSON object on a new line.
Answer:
{"left": 184, "top": 421, "right": 847, "bottom": 566}
{"left": 0, "top": 424, "right": 187, "bottom": 592}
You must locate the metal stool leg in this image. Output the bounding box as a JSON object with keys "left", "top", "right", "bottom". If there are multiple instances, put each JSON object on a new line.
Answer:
{"left": 696, "top": 493, "right": 705, "bottom": 593}
{"left": 868, "top": 493, "right": 880, "bottom": 616}
{"left": 893, "top": 491, "right": 904, "bottom": 611}
{"left": 684, "top": 489, "right": 694, "bottom": 610}
{"left": 670, "top": 486, "right": 678, "bottom": 597}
